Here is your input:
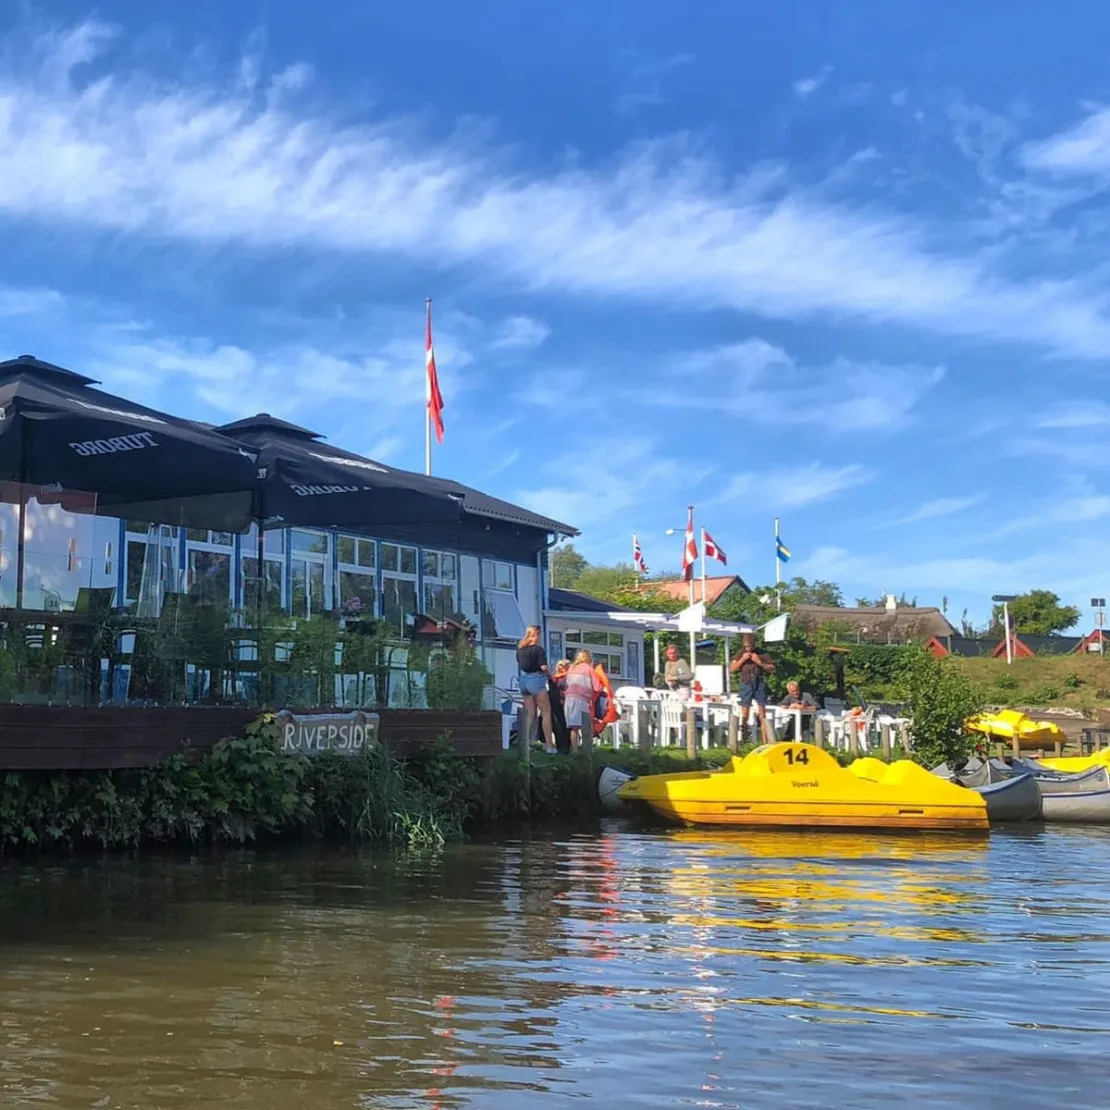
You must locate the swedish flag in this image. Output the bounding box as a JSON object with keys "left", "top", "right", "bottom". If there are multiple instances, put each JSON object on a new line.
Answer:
{"left": 776, "top": 538, "right": 791, "bottom": 563}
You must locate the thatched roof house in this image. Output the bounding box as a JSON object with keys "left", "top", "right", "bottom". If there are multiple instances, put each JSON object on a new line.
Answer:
{"left": 791, "top": 604, "right": 956, "bottom": 643}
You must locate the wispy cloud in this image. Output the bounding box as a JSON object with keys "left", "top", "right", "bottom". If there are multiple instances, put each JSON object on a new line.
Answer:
{"left": 894, "top": 495, "right": 984, "bottom": 525}
{"left": 718, "top": 462, "right": 873, "bottom": 509}
{"left": 793, "top": 66, "right": 832, "bottom": 98}
{"left": 639, "top": 339, "right": 943, "bottom": 431}
{"left": 1034, "top": 401, "right": 1110, "bottom": 429}
{"left": 615, "top": 51, "right": 694, "bottom": 113}
{"left": 488, "top": 315, "right": 551, "bottom": 352}
{"left": 4, "top": 21, "right": 1110, "bottom": 358}
{"left": 1022, "top": 105, "right": 1110, "bottom": 175}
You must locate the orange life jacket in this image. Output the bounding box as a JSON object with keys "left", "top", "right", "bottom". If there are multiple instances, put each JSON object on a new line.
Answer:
{"left": 592, "top": 663, "right": 619, "bottom": 736}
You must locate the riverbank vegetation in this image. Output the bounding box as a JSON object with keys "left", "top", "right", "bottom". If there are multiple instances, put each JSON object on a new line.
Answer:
{"left": 0, "top": 715, "right": 737, "bottom": 854}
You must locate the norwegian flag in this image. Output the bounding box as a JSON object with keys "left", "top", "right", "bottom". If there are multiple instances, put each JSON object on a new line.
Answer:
{"left": 681, "top": 506, "right": 697, "bottom": 582}
{"left": 425, "top": 299, "right": 445, "bottom": 444}
{"left": 703, "top": 529, "right": 727, "bottom": 566}
{"left": 632, "top": 534, "right": 648, "bottom": 575}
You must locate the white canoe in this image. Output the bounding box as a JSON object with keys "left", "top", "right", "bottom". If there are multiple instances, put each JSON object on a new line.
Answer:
{"left": 1009, "top": 759, "right": 1110, "bottom": 823}
{"left": 598, "top": 766, "right": 636, "bottom": 814}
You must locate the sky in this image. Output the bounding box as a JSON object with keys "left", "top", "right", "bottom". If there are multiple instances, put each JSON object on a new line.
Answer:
{"left": 4, "top": 3, "right": 1110, "bottom": 628}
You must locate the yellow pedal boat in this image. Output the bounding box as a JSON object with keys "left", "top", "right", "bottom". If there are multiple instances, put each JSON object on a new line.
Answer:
{"left": 965, "top": 709, "right": 1065, "bottom": 750}
{"left": 615, "top": 742, "right": 989, "bottom": 831}
{"left": 1035, "top": 747, "right": 1110, "bottom": 774}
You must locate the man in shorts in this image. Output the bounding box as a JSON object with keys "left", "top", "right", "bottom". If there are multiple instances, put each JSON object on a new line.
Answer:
{"left": 729, "top": 633, "right": 775, "bottom": 742}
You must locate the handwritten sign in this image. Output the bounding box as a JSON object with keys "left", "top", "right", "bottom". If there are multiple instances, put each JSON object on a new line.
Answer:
{"left": 276, "top": 710, "right": 379, "bottom": 756}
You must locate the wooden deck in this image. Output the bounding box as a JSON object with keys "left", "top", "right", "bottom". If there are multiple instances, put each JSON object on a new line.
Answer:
{"left": 0, "top": 706, "right": 502, "bottom": 770}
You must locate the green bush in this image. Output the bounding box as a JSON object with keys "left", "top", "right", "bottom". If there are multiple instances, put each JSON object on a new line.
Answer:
{"left": 1026, "top": 682, "right": 1062, "bottom": 705}
{"left": 994, "top": 672, "right": 1019, "bottom": 692}
{"left": 898, "top": 649, "right": 982, "bottom": 768}
{"left": 1063, "top": 672, "right": 1082, "bottom": 690}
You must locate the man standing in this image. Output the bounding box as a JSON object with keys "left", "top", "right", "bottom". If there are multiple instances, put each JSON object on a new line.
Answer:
{"left": 729, "top": 633, "right": 775, "bottom": 742}
{"left": 662, "top": 643, "right": 694, "bottom": 692}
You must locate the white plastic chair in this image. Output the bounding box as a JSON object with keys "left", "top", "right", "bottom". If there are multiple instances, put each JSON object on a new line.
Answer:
{"left": 660, "top": 699, "right": 687, "bottom": 748}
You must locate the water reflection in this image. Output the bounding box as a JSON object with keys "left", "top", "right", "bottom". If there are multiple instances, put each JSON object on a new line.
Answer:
{"left": 3, "top": 827, "right": 1110, "bottom": 1108}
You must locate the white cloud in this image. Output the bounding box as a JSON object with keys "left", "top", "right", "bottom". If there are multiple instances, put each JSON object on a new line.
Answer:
{"left": 0, "top": 285, "right": 65, "bottom": 319}
{"left": 642, "top": 340, "right": 943, "bottom": 431}
{"left": 719, "top": 462, "right": 873, "bottom": 509}
{"left": 793, "top": 66, "right": 832, "bottom": 98}
{"left": 1022, "top": 105, "right": 1110, "bottom": 175}
{"left": 2, "top": 22, "right": 1110, "bottom": 357}
{"left": 488, "top": 315, "right": 551, "bottom": 352}
{"left": 894, "top": 495, "right": 984, "bottom": 525}
{"left": 1034, "top": 400, "right": 1110, "bottom": 429}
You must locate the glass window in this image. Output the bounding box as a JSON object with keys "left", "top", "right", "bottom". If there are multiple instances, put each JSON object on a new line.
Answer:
{"left": 548, "top": 630, "right": 564, "bottom": 664}
{"left": 399, "top": 546, "right": 417, "bottom": 575}
{"left": 339, "top": 569, "right": 376, "bottom": 618}
{"left": 482, "top": 559, "right": 514, "bottom": 591}
{"left": 242, "top": 556, "right": 284, "bottom": 616}
{"left": 423, "top": 581, "right": 457, "bottom": 622}
{"left": 187, "top": 549, "right": 231, "bottom": 605}
{"left": 481, "top": 589, "right": 525, "bottom": 641}
{"left": 338, "top": 536, "right": 356, "bottom": 565}
{"left": 583, "top": 630, "right": 608, "bottom": 646}
{"left": 609, "top": 632, "right": 625, "bottom": 647}
{"left": 422, "top": 551, "right": 439, "bottom": 578}
{"left": 459, "top": 555, "right": 481, "bottom": 629}
{"left": 126, "top": 539, "right": 147, "bottom": 602}
{"left": 627, "top": 640, "right": 640, "bottom": 685}
{"left": 382, "top": 576, "right": 418, "bottom": 635}
{"left": 185, "top": 528, "right": 233, "bottom": 546}
{"left": 381, "top": 543, "right": 399, "bottom": 572}
{"left": 211, "top": 532, "right": 234, "bottom": 547}
{"left": 441, "top": 553, "right": 457, "bottom": 580}
{"left": 337, "top": 535, "right": 375, "bottom": 568}
{"left": 565, "top": 630, "right": 582, "bottom": 643}
{"left": 291, "top": 529, "right": 329, "bottom": 555}
{"left": 291, "top": 558, "right": 326, "bottom": 618}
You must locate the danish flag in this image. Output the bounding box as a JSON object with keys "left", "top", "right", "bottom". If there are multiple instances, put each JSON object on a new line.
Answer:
{"left": 426, "top": 299, "right": 445, "bottom": 444}
{"left": 632, "top": 534, "right": 648, "bottom": 575}
{"left": 681, "top": 506, "right": 697, "bottom": 582}
{"left": 703, "top": 529, "right": 727, "bottom": 566}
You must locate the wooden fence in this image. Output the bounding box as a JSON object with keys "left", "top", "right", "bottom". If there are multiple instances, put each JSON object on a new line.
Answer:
{"left": 0, "top": 706, "right": 502, "bottom": 770}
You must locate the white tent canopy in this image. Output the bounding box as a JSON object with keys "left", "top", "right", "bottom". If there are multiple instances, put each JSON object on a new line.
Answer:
{"left": 541, "top": 608, "right": 755, "bottom": 636}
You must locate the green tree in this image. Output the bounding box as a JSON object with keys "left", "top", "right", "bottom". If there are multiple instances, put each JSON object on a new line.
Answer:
{"left": 990, "top": 590, "right": 1081, "bottom": 637}
{"left": 550, "top": 544, "right": 588, "bottom": 588}
{"left": 898, "top": 649, "right": 982, "bottom": 767}
{"left": 573, "top": 562, "right": 640, "bottom": 600}
{"left": 854, "top": 591, "right": 918, "bottom": 607}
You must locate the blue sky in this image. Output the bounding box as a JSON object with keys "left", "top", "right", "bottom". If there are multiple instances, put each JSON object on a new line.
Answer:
{"left": 4, "top": 3, "right": 1110, "bottom": 627}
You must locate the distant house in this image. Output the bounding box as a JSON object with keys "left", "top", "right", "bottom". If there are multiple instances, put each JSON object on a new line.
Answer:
{"left": 647, "top": 574, "right": 750, "bottom": 609}
{"left": 545, "top": 587, "right": 648, "bottom": 686}
{"left": 791, "top": 604, "right": 956, "bottom": 644}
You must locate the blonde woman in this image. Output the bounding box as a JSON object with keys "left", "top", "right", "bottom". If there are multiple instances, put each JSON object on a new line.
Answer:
{"left": 563, "top": 650, "right": 602, "bottom": 753}
{"left": 517, "top": 625, "right": 554, "bottom": 753}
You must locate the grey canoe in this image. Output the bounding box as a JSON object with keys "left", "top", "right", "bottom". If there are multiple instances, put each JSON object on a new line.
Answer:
{"left": 1008, "top": 759, "right": 1110, "bottom": 824}
{"left": 598, "top": 766, "right": 636, "bottom": 814}
{"left": 932, "top": 758, "right": 1041, "bottom": 823}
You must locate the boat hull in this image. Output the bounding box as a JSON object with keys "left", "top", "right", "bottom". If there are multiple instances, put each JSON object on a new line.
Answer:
{"left": 973, "top": 774, "right": 1042, "bottom": 823}
{"left": 1008, "top": 759, "right": 1110, "bottom": 823}
{"left": 617, "top": 743, "right": 989, "bottom": 831}
{"left": 598, "top": 766, "right": 636, "bottom": 814}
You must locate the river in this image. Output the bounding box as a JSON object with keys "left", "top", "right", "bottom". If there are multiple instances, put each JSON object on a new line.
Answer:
{"left": 2, "top": 822, "right": 1108, "bottom": 1108}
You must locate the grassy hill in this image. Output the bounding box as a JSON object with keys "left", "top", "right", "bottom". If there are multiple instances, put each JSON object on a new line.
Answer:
{"left": 952, "top": 653, "right": 1110, "bottom": 715}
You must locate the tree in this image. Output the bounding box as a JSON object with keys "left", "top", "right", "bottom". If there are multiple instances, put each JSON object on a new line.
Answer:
{"left": 549, "top": 544, "right": 588, "bottom": 588}
{"left": 855, "top": 591, "right": 918, "bottom": 607}
{"left": 898, "top": 649, "right": 982, "bottom": 767}
{"left": 990, "top": 590, "right": 1081, "bottom": 637}
{"left": 783, "top": 577, "right": 844, "bottom": 607}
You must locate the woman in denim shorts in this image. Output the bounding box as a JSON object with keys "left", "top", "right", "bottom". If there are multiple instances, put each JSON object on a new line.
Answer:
{"left": 517, "top": 625, "right": 555, "bottom": 752}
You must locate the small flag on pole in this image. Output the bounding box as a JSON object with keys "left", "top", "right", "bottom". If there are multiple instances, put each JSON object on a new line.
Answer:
{"left": 681, "top": 506, "right": 697, "bottom": 582}
{"left": 633, "top": 534, "right": 648, "bottom": 574}
{"left": 776, "top": 537, "right": 792, "bottom": 563}
{"left": 425, "top": 299, "right": 445, "bottom": 445}
{"left": 703, "top": 530, "right": 726, "bottom": 566}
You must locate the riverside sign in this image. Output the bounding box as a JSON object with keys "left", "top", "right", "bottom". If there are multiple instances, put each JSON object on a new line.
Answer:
{"left": 276, "top": 710, "right": 380, "bottom": 756}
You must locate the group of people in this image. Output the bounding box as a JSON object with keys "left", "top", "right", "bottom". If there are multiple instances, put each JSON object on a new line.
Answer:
{"left": 518, "top": 625, "right": 820, "bottom": 751}
{"left": 517, "top": 625, "right": 605, "bottom": 754}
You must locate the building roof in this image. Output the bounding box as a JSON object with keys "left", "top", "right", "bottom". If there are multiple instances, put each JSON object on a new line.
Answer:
{"left": 792, "top": 604, "right": 957, "bottom": 641}
{"left": 420, "top": 475, "right": 578, "bottom": 537}
{"left": 547, "top": 587, "right": 637, "bottom": 614}
{"left": 647, "top": 575, "right": 749, "bottom": 607}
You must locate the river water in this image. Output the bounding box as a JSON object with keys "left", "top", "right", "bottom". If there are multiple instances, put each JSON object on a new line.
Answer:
{"left": 2, "top": 822, "right": 1108, "bottom": 1109}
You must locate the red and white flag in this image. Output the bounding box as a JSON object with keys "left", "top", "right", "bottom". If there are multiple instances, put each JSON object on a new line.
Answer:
{"left": 681, "top": 506, "right": 697, "bottom": 582}
{"left": 632, "top": 534, "right": 648, "bottom": 575}
{"left": 425, "top": 299, "right": 445, "bottom": 444}
{"left": 703, "top": 529, "right": 727, "bottom": 566}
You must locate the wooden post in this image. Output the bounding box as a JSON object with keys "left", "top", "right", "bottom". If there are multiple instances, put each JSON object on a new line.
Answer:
{"left": 583, "top": 724, "right": 595, "bottom": 757}
{"left": 638, "top": 701, "right": 652, "bottom": 755}
{"left": 519, "top": 702, "right": 531, "bottom": 814}
{"left": 880, "top": 722, "right": 892, "bottom": 761}
{"left": 760, "top": 710, "right": 775, "bottom": 746}
{"left": 1054, "top": 739, "right": 1063, "bottom": 758}
{"left": 1011, "top": 734, "right": 1021, "bottom": 759}
{"left": 899, "top": 722, "right": 911, "bottom": 752}
{"left": 848, "top": 719, "right": 859, "bottom": 757}
{"left": 813, "top": 715, "right": 825, "bottom": 748}
{"left": 727, "top": 710, "right": 739, "bottom": 753}
{"left": 685, "top": 705, "right": 697, "bottom": 759}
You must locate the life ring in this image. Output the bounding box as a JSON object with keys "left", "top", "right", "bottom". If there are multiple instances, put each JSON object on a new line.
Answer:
{"left": 592, "top": 663, "right": 619, "bottom": 736}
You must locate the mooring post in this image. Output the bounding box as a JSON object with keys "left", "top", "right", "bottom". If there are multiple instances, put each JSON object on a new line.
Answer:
{"left": 685, "top": 705, "right": 697, "bottom": 759}
{"left": 727, "top": 710, "right": 739, "bottom": 753}
{"left": 813, "top": 715, "right": 825, "bottom": 748}
{"left": 880, "top": 722, "right": 892, "bottom": 761}
{"left": 1012, "top": 734, "right": 1021, "bottom": 759}
{"left": 638, "top": 701, "right": 652, "bottom": 755}
{"left": 1054, "top": 739, "right": 1063, "bottom": 758}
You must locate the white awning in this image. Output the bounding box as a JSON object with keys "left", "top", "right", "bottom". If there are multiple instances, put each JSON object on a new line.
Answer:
{"left": 544, "top": 609, "right": 754, "bottom": 636}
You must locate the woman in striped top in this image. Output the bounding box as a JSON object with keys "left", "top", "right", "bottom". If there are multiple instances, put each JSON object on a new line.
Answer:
{"left": 563, "top": 650, "right": 602, "bottom": 753}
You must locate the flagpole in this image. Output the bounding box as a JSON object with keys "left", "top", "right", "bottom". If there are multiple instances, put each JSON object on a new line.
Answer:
{"left": 774, "top": 516, "right": 781, "bottom": 612}
{"left": 700, "top": 526, "right": 707, "bottom": 610}
{"left": 688, "top": 506, "right": 696, "bottom": 671}
{"left": 425, "top": 298, "right": 433, "bottom": 477}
